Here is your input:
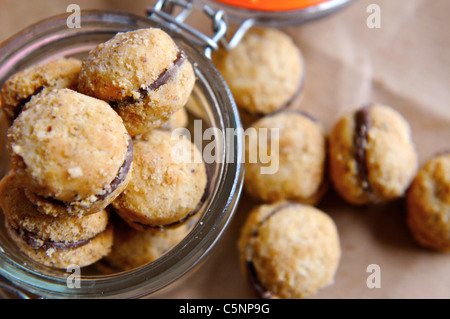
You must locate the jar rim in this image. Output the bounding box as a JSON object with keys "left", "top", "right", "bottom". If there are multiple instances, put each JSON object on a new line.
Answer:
{"left": 198, "top": 0, "right": 353, "bottom": 26}
{"left": 0, "top": 9, "right": 244, "bottom": 299}
{"left": 211, "top": 0, "right": 340, "bottom": 12}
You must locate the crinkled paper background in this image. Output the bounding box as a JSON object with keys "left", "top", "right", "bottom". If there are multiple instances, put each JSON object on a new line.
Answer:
{"left": 0, "top": 0, "right": 449, "bottom": 298}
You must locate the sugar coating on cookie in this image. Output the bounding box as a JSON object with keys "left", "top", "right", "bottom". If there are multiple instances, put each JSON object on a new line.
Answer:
{"left": 212, "top": 27, "right": 304, "bottom": 116}
{"left": 1, "top": 57, "right": 81, "bottom": 123}
{"left": 244, "top": 111, "right": 327, "bottom": 205}
{"left": 0, "top": 172, "right": 113, "bottom": 269}
{"left": 329, "top": 104, "right": 418, "bottom": 205}
{"left": 112, "top": 129, "right": 207, "bottom": 229}
{"left": 238, "top": 201, "right": 341, "bottom": 299}
{"left": 7, "top": 88, "right": 133, "bottom": 215}
{"left": 407, "top": 152, "right": 450, "bottom": 252}
{"left": 78, "top": 28, "right": 195, "bottom": 136}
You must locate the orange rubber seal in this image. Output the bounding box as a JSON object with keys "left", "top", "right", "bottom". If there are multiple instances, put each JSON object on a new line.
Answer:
{"left": 213, "top": 0, "right": 331, "bottom": 12}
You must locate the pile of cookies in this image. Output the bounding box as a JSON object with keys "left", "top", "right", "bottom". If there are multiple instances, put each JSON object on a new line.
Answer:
{"left": 0, "top": 21, "right": 448, "bottom": 299}
{"left": 213, "top": 26, "right": 449, "bottom": 299}
{"left": 0, "top": 28, "right": 207, "bottom": 270}
{"left": 212, "top": 27, "right": 342, "bottom": 299}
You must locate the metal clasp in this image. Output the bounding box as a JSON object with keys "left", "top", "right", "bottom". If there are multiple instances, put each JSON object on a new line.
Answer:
{"left": 146, "top": 0, "right": 254, "bottom": 58}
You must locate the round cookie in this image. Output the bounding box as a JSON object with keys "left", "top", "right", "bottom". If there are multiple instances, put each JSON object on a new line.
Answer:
{"left": 78, "top": 28, "right": 195, "bottom": 137}
{"left": 212, "top": 27, "right": 304, "bottom": 120}
{"left": 244, "top": 110, "right": 328, "bottom": 205}
{"left": 1, "top": 57, "right": 81, "bottom": 124}
{"left": 102, "top": 214, "right": 197, "bottom": 271}
{"left": 112, "top": 129, "right": 207, "bottom": 230}
{"left": 406, "top": 152, "right": 450, "bottom": 252}
{"left": 328, "top": 104, "right": 418, "bottom": 205}
{"left": 7, "top": 88, "right": 133, "bottom": 216}
{"left": 238, "top": 201, "right": 341, "bottom": 299}
{"left": 0, "top": 171, "right": 113, "bottom": 269}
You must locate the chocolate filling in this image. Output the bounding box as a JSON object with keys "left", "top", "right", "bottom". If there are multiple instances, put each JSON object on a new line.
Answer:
{"left": 354, "top": 105, "right": 373, "bottom": 195}
{"left": 98, "top": 136, "right": 134, "bottom": 202}
{"left": 8, "top": 86, "right": 44, "bottom": 121}
{"left": 28, "top": 135, "right": 133, "bottom": 210}
{"left": 109, "top": 50, "right": 186, "bottom": 109}
{"left": 252, "top": 203, "right": 295, "bottom": 237}
{"left": 246, "top": 203, "right": 297, "bottom": 298}
{"left": 14, "top": 227, "right": 95, "bottom": 252}
{"left": 130, "top": 208, "right": 200, "bottom": 231}
{"left": 245, "top": 260, "right": 275, "bottom": 299}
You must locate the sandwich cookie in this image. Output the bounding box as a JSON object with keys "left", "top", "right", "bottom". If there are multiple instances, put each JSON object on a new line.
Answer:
{"left": 212, "top": 27, "right": 304, "bottom": 124}
{"left": 0, "top": 172, "right": 113, "bottom": 269}
{"left": 328, "top": 104, "right": 418, "bottom": 205}
{"left": 112, "top": 129, "right": 207, "bottom": 230}
{"left": 78, "top": 28, "right": 195, "bottom": 137}
{"left": 406, "top": 152, "right": 450, "bottom": 252}
{"left": 244, "top": 110, "right": 328, "bottom": 205}
{"left": 1, "top": 57, "right": 81, "bottom": 124}
{"left": 238, "top": 201, "right": 341, "bottom": 299}
{"left": 7, "top": 88, "right": 133, "bottom": 216}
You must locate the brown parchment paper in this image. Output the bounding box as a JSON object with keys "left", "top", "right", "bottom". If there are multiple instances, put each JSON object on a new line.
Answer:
{"left": 0, "top": 0, "right": 449, "bottom": 299}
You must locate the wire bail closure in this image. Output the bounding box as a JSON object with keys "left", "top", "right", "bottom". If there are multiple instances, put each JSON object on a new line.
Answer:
{"left": 146, "top": 0, "right": 255, "bottom": 58}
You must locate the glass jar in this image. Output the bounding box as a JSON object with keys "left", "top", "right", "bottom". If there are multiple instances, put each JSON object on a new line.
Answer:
{"left": 0, "top": 9, "right": 244, "bottom": 299}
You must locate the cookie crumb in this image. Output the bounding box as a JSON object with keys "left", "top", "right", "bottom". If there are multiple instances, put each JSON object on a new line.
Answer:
{"left": 68, "top": 167, "right": 83, "bottom": 178}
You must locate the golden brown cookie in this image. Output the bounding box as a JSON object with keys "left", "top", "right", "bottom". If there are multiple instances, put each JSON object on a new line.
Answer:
{"left": 328, "top": 104, "right": 418, "bottom": 205}
{"left": 212, "top": 27, "right": 304, "bottom": 121}
{"left": 78, "top": 28, "right": 195, "bottom": 137}
{"left": 244, "top": 110, "right": 328, "bottom": 205}
{"left": 406, "top": 152, "right": 450, "bottom": 252}
{"left": 102, "top": 214, "right": 197, "bottom": 271}
{"left": 7, "top": 88, "right": 133, "bottom": 216}
{"left": 238, "top": 201, "right": 341, "bottom": 299}
{"left": 112, "top": 129, "right": 207, "bottom": 230}
{"left": 0, "top": 171, "right": 113, "bottom": 269}
{"left": 0, "top": 57, "right": 81, "bottom": 124}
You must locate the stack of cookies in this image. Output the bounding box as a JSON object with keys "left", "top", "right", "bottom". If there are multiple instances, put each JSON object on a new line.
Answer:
{"left": 237, "top": 109, "right": 342, "bottom": 299}
{"left": 214, "top": 26, "right": 449, "bottom": 299}
{"left": 0, "top": 27, "right": 207, "bottom": 270}
{"left": 213, "top": 27, "right": 342, "bottom": 299}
